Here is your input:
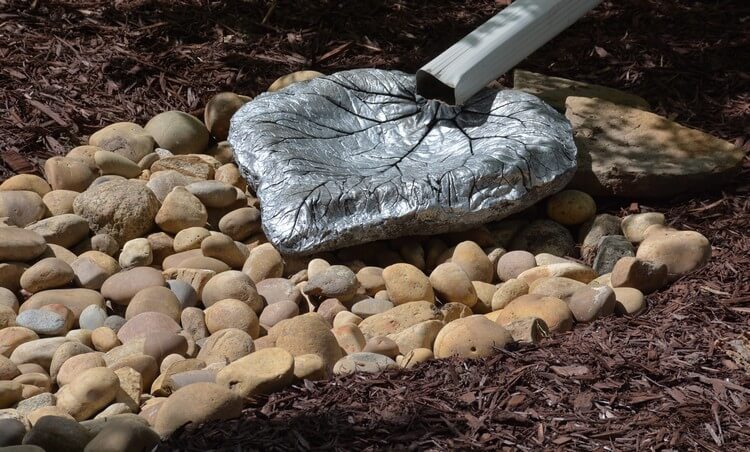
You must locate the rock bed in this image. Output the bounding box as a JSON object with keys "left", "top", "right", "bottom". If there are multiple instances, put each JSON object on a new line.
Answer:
{"left": 0, "top": 74, "right": 718, "bottom": 450}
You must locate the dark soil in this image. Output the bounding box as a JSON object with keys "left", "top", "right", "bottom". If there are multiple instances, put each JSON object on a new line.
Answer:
{"left": 1, "top": 0, "right": 749, "bottom": 449}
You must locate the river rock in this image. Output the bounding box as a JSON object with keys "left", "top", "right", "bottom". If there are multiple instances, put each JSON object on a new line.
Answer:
{"left": 22, "top": 415, "right": 92, "bottom": 452}
{"left": 42, "top": 190, "right": 79, "bottom": 217}
{"left": 268, "top": 70, "right": 324, "bottom": 92}
{"left": 242, "top": 243, "right": 283, "bottom": 284}
{"left": 204, "top": 92, "right": 248, "bottom": 141}
{"left": 496, "top": 250, "right": 536, "bottom": 282}
{"left": 10, "top": 336, "right": 68, "bottom": 368}
{"left": 26, "top": 214, "right": 89, "bottom": 248}
{"left": 332, "top": 311, "right": 363, "bottom": 328}
{"left": 151, "top": 155, "right": 215, "bottom": 180}
{"left": 292, "top": 354, "right": 327, "bottom": 381}
{"left": 332, "top": 324, "right": 365, "bottom": 354}
{"left": 214, "top": 163, "right": 246, "bottom": 191}
{"left": 218, "top": 207, "right": 261, "bottom": 241}
{"left": 185, "top": 181, "right": 235, "bottom": 208}
{"left": 145, "top": 111, "right": 209, "bottom": 156}
{"left": 358, "top": 301, "right": 439, "bottom": 339}
{"left": 56, "top": 367, "right": 118, "bottom": 420}
{"left": 89, "top": 122, "right": 155, "bottom": 163}
{"left": 0, "top": 328, "right": 38, "bottom": 358}
{"left": 349, "top": 298, "right": 391, "bottom": 319}
{"left": 44, "top": 156, "right": 97, "bottom": 192}
{"left": 529, "top": 276, "right": 586, "bottom": 303}
{"left": 567, "top": 285, "right": 616, "bottom": 322}
{"left": 101, "top": 267, "right": 166, "bottom": 306}
{"left": 116, "top": 311, "right": 181, "bottom": 344}
{"left": 545, "top": 189, "right": 596, "bottom": 226}
{"left": 510, "top": 219, "right": 575, "bottom": 257}
{"left": 204, "top": 299, "right": 260, "bottom": 338}
{"left": 429, "top": 263, "right": 477, "bottom": 307}
{"left": 146, "top": 170, "right": 201, "bottom": 203}
{"left": 269, "top": 313, "right": 341, "bottom": 369}
{"left": 381, "top": 264, "right": 434, "bottom": 305}
{"left": 433, "top": 315, "right": 513, "bottom": 359}
{"left": 258, "top": 301, "right": 298, "bottom": 329}
{"left": 200, "top": 233, "right": 247, "bottom": 269}
{"left": 610, "top": 257, "right": 668, "bottom": 294}
{"left": 78, "top": 306, "right": 107, "bottom": 331}
{"left": 0, "top": 191, "right": 45, "bottom": 228}
{"left": 613, "top": 287, "right": 646, "bottom": 315}
{"left": 118, "top": 238, "right": 152, "bottom": 269}
{"left": 20, "top": 258, "right": 75, "bottom": 293}
{"left": 579, "top": 213, "right": 622, "bottom": 261}
{"left": 173, "top": 227, "right": 210, "bottom": 253}
{"left": 566, "top": 96, "right": 744, "bottom": 198}
{"left": 155, "top": 187, "right": 207, "bottom": 234}
{"left": 517, "top": 262, "right": 597, "bottom": 285}
{"left": 216, "top": 347, "right": 294, "bottom": 398}
{"left": 94, "top": 151, "right": 142, "bottom": 178}
{"left": 255, "top": 278, "right": 301, "bottom": 306}
{"left": 332, "top": 352, "right": 397, "bottom": 376}
{"left": 0, "top": 228, "right": 46, "bottom": 262}
{"left": 636, "top": 227, "right": 711, "bottom": 279}
{"left": 386, "top": 320, "right": 443, "bottom": 354}
{"left": 495, "top": 295, "right": 573, "bottom": 333}
{"left": 15, "top": 310, "right": 69, "bottom": 337}
{"left": 593, "top": 235, "right": 635, "bottom": 275}
{"left": 91, "top": 328, "right": 120, "bottom": 352}
{"left": 0, "top": 174, "right": 51, "bottom": 197}
{"left": 0, "top": 381, "right": 22, "bottom": 408}
{"left": 165, "top": 280, "right": 198, "bottom": 309}
{"left": 451, "top": 241, "right": 493, "bottom": 283}
{"left": 56, "top": 352, "right": 106, "bottom": 387}
{"left": 621, "top": 212, "right": 665, "bottom": 243}
{"left": 125, "top": 286, "right": 181, "bottom": 323}
{"left": 21, "top": 289, "right": 105, "bottom": 321}
{"left": 71, "top": 252, "right": 120, "bottom": 290}
{"left": 73, "top": 180, "right": 160, "bottom": 245}
{"left": 197, "top": 328, "right": 254, "bottom": 365}
{"left": 153, "top": 382, "right": 242, "bottom": 438}
{"left": 0, "top": 418, "right": 26, "bottom": 446}
{"left": 201, "top": 271, "right": 263, "bottom": 313}
{"left": 83, "top": 416, "right": 159, "bottom": 452}
{"left": 303, "top": 265, "right": 358, "bottom": 304}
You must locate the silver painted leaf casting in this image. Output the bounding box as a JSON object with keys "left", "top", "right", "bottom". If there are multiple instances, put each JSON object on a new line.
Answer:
{"left": 229, "top": 69, "right": 577, "bottom": 255}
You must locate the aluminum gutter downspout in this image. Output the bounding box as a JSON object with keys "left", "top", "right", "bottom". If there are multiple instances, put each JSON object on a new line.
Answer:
{"left": 416, "top": 0, "right": 603, "bottom": 105}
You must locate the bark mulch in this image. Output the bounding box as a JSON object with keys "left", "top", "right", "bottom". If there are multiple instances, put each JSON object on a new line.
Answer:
{"left": 1, "top": 0, "right": 749, "bottom": 449}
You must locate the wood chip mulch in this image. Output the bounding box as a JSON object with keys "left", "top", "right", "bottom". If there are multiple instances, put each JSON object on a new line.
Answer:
{"left": 1, "top": 0, "right": 749, "bottom": 449}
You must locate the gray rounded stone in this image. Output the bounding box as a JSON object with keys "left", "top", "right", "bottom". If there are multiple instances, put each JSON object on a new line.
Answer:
{"left": 15, "top": 310, "right": 67, "bottom": 336}
{"left": 79, "top": 305, "right": 108, "bottom": 331}
{"left": 351, "top": 298, "right": 394, "bottom": 319}
{"left": 593, "top": 235, "right": 635, "bottom": 275}
{"left": 22, "top": 415, "right": 91, "bottom": 452}
{"left": 333, "top": 352, "right": 398, "bottom": 375}
{"left": 166, "top": 280, "right": 198, "bottom": 309}
{"left": 104, "top": 316, "right": 127, "bottom": 333}
{"left": 0, "top": 418, "right": 26, "bottom": 446}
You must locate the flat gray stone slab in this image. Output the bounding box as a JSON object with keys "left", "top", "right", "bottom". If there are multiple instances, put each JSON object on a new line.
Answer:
{"left": 230, "top": 69, "right": 577, "bottom": 255}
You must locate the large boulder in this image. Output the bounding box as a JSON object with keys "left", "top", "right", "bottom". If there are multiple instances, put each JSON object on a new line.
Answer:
{"left": 565, "top": 96, "right": 745, "bottom": 198}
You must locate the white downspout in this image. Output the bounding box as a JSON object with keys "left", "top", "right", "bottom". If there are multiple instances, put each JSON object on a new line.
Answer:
{"left": 416, "top": 0, "right": 603, "bottom": 105}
